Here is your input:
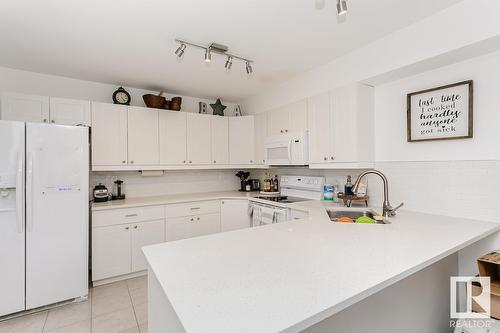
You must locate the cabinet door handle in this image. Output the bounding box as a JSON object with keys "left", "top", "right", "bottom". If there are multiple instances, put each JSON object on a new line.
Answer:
{"left": 51, "top": 119, "right": 55, "bottom": 124}
{"left": 130, "top": 160, "right": 134, "bottom": 164}
{"left": 214, "top": 160, "right": 216, "bottom": 164}
{"left": 43, "top": 119, "right": 47, "bottom": 123}
{"left": 122, "top": 160, "right": 126, "bottom": 164}
{"left": 190, "top": 207, "right": 201, "bottom": 211}
{"left": 324, "top": 156, "right": 328, "bottom": 161}
{"left": 134, "top": 225, "right": 138, "bottom": 229}
{"left": 330, "top": 156, "right": 335, "bottom": 160}
{"left": 125, "top": 226, "right": 130, "bottom": 230}
{"left": 250, "top": 160, "right": 253, "bottom": 163}
{"left": 189, "top": 161, "right": 192, "bottom": 164}
{"left": 285, "top": 129, "right": 288, "bottom": 133}
{"left": 183, "top": 160, "right": 186, "bottom": 163}
{"left": 190, "top": 218, "right": 194, "bottom": 222}
{"left": 197, "top": 217, "right": 200, "bottom": 221}
{"left": 125, "top": 214, "right": 138, "bottom": 217}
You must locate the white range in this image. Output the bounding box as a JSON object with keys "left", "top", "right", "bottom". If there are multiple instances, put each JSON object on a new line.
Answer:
{"left": 249, "top": 175, "right": 325, "bottom": 226}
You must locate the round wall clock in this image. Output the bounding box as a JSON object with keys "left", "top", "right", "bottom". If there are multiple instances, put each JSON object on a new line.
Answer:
{"left": 113, "top": 87, "right": 131, "bottom": 105}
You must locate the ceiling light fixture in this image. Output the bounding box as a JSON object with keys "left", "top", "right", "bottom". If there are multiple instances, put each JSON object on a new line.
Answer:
{"left": 174, "top": 39, "right": 254, "bottom": 74}
{"left": 175, "top": 43, "right": 186, "bottom": 57}
{"left": 225, "top": 56, "right": 233, "bottom": 69}
{"left": 204, "top": 48, "right": 212, "bottom": 63}
{"left": 336, "top": 0, "right": 348, "bottom": 16}
{"left": 246, "top": 61, "right": 253, "bottom": 74}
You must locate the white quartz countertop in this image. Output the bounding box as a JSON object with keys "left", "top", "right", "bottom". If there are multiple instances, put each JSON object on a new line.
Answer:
{"left": 91, "top": 191, "right": 259, "bottom": 211}
{"left": 143, "top": 200, "right": 500, "bottom": 333}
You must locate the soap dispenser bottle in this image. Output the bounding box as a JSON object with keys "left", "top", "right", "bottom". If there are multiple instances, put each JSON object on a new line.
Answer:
{"left": 344, "top": 175, "right": 354, "bottom": 196}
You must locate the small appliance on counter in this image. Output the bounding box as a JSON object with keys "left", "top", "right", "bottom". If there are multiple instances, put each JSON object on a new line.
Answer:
{"left": 111, "top": 180, "right": 126, "bottom": 200}
{"left": 93, "top": 183, "right": 109, "bottom": 202}
{"left": 249, "top": 179, "right": 261, "bottom": 191}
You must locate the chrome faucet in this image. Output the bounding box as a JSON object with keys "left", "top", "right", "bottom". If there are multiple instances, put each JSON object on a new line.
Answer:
{"left": 353, "top": 169, "right": 403, "bottom": 218}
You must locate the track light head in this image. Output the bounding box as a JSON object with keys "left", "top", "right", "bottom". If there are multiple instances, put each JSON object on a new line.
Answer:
{"left": 204, "top": 48, "right": 212, "bottom": 63}
{"left": 246, "top": 61, "right": 253, "bottom": 74}
{"left": 336, "top": 0, "right": 347, "bottom": 16}
{"left": 225, "top": 56, "right": 233, "bottom": 69}
{"left": 175, "top": 43, "right": 186, "bottom": 57}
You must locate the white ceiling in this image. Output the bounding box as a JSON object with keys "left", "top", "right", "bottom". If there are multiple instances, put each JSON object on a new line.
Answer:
{"left": 0, "top": 0, "right": 463, "bottom": 102}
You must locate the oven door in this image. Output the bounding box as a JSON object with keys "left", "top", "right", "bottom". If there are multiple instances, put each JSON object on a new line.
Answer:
{"left": 251, "top": 203, "right": 288, "bottom": 227}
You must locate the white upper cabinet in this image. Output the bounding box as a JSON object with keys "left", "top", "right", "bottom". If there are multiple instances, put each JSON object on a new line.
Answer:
{"left": 307, "top": 92, "right": 332, "bottom": 164}
{"left": 128, "top": 106, "right": 159, "bottom": 165}
{"left": 229, "top": 116, "right": 255, "bottom": 165}
{"left": 49, "top": 97, "right": 91, "bottom": 126}
{"left": 91, "top": 102, "right": 128, "bottom": 167}
{"left": 288, "top": 99, "right": 308, "bottom": 133}
{"left": 268, "top": 107, "right": 289, "bottom": 136}
{"left": 159, "top": 110, "right": 187, "bottom": 165}
{"left": 187, "top": 113, "right": 212, "bottom": 165}
{"left": 267, "top": 99, "right": 307, "bottom": 136}
{"left": 254, "top": 112, "right": 267, "bottom": 165}
{"left": 211, "top": 116, "right": 229, "bottom": 165}
{"left": 0, "top": 93, "right": 50, "bottom": 123}
{"left": 307, "top": 83, "right": 374, "bottom": 168}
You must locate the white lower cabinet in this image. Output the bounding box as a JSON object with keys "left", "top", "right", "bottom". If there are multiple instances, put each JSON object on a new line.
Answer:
{"left": 92, "top": 224, "right": 132, "bottom": 281}
{"left": 92, "top": 199, "right": 255, "bottom": 283}
{"left": 92, "top": 206, "right": 166, "bottom": 282}
{"left": 131, "top": 220, "right": 165, "bottom": 272}
{"left": 166, "top": 213, "right": 220, "bottom": 242}
{"left": 221, "top": 199, "right": 251, "bottom": 232}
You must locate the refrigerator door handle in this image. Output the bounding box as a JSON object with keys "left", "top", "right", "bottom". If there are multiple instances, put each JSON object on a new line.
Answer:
{"left": 16, "top": 152, "right": 24, "bottom": 233}
{"left": 26, "top": 152, "right": 34, "bottom": 232}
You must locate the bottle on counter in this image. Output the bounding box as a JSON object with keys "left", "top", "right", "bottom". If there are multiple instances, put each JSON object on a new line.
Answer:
{"left": 323, "top": 184, "right": 334, "bottom": 201}
{"left": 344, "top": 175, "right": 354, "bottom": 196}
{"left": 273, "top": 175, "right": 279, "bottom": 192}
{"left": 263, "top": 173, "right": 271, "bottom": 192}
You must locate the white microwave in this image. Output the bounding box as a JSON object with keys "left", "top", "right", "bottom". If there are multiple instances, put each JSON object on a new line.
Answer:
{"left": 264, "top": 131, "right": 309, "bottom": 166}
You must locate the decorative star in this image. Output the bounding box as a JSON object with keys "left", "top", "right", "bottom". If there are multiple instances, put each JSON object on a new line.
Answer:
{"left": 210, "top": 98, "right": 227, "bottom": 116}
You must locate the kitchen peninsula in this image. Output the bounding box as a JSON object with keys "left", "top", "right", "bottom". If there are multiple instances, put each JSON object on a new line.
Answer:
{"left": 143, "top": 202, "right": 500, "bottom": 332}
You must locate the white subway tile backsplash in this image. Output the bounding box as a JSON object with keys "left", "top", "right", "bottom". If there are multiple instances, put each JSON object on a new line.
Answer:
{"left": 371, "top": 160, "right": 500, "bottom": 223}
{"left": 91, "top": 170, "right": 241, "bottom": 198}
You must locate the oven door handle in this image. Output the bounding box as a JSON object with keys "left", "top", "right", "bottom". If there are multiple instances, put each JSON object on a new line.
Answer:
{"left": 272, "top": 211, "right": 277, "bottom": 224}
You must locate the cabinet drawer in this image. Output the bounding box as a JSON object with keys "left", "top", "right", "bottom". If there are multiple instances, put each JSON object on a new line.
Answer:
{"left": 93, "top": 205, "right": 165, "bottom": 227}
{"left": 165, "top": 200, "right": 220, "bottom": 218}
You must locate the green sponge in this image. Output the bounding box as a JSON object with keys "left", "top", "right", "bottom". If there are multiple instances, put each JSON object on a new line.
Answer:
{"left": 356, "top": 216, "right": 376, "bottom": 224}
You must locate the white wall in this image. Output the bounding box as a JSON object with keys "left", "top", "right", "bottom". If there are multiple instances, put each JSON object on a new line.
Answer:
{"left": 369, "top": 51, "right": 500, "bottom": 278}
{"left": 242, "top": 0, "right": 500, "bottom": 114}
{"left": 0, "top": 66, "right": 239, "bottom": 114}
{"left": 374, "top": 50, "right": 500, "bottom": 162}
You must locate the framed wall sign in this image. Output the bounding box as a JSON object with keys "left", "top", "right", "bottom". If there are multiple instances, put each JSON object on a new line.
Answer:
{"left": 407, "top": 80, "right": 473, "bottom": 142}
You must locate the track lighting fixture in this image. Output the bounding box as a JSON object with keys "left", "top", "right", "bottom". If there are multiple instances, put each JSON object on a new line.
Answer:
{"left": 204, "top": 48, "right": 212, "bottom": 63}
{"left": 174, "top": 39, "right": 254, "bottom": 74}
{"left": 336, "top": 0, "right": 348, "bottom": 16}
{"left": 225, "top": 56, "right": 233, "bottom": 69}
{"left": 175, "top": 43, "right": 186, "bottom": 57}
{"left": 245, "top": 61, "right": 253, "bottom": 74}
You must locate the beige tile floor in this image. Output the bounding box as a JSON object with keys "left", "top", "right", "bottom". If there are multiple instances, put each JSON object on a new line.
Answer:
{"left": 0, "top": 276, "right": 148, "bottom": 333}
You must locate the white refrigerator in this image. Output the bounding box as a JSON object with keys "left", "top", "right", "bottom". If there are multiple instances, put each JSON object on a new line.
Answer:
{"left": 0, "top": 120, "right": 89, "bottom": 317}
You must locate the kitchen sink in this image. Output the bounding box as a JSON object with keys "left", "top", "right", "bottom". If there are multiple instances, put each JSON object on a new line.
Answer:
{"left": 326, "top": 209, "right": 389, "bottom": 224}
